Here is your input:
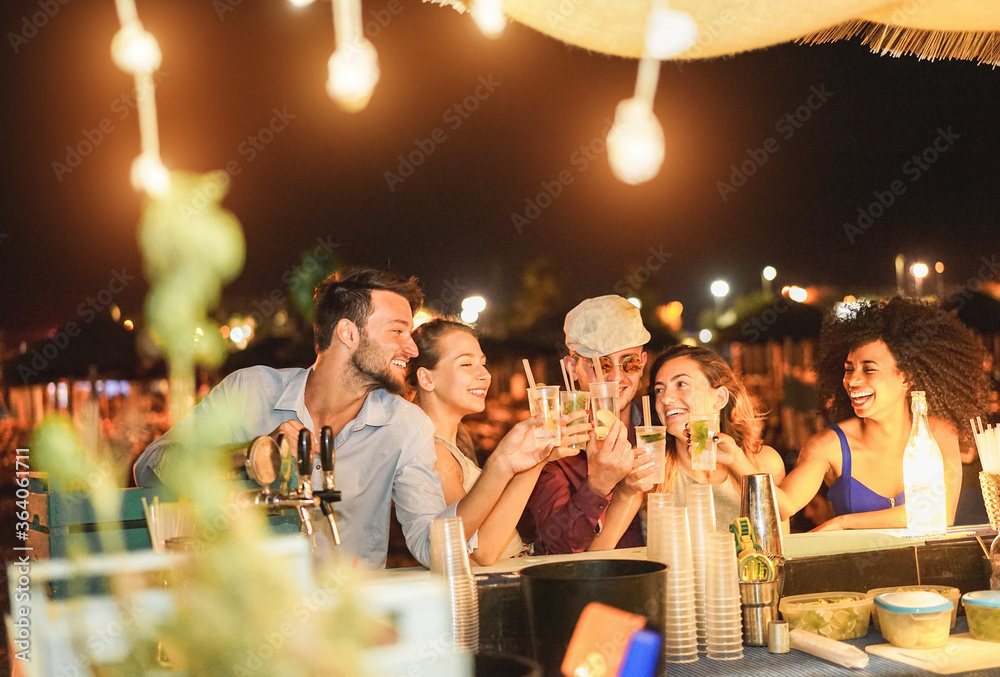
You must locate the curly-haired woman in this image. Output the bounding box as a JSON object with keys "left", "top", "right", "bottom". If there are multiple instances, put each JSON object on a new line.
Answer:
{"left": 772, "top": 296, "right": 987, "bottom": 530}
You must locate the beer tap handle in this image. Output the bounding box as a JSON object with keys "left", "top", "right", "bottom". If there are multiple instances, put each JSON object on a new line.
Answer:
{"left": 320, "top": 425, "right": 336, "bottom": 492}
{"left": 297, "top": 429, "right": 312, "bottom": 494}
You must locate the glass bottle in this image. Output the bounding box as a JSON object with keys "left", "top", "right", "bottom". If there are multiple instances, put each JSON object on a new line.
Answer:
{"left": 902, "top": 391, "right": 947, "bottom": 533}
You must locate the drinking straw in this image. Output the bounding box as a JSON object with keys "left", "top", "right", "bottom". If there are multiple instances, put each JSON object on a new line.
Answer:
{"left": 522, "top": 358, "right": 537, "bottom": 390}
{"left": 591, "top": 355, "right": 604, "bottom": 383}
{"left": 976, "top": 533, "right": 990, "bottom": 558}
{"left": 559, "top": 359, "right": 572, "bottom": 392}
{"left": 642, "top": 395, "right": 651, "bottom": 428}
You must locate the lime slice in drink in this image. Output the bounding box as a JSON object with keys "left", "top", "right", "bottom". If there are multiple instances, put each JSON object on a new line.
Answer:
{"left": 639, "top": 431, "right": 665, "bottom": 444}
{"left": 689, "top": 421, "right": 709, "bottom": 455}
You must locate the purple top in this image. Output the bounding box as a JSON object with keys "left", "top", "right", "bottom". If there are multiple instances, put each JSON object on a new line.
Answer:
{"left": 826, "top": 423, "right": 905, "bottom": 515}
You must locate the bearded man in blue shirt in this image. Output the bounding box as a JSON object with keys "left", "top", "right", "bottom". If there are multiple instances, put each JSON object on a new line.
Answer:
{"left": 135, "top": 267, "right": 459, "bottom": 568}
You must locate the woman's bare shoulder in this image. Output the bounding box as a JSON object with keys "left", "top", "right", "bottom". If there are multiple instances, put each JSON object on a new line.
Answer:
{"left": 800, "top": 425, "right": 843, "bottom": 459}
{"left": 756, "top": 444, "right": 787, "bottom": 480}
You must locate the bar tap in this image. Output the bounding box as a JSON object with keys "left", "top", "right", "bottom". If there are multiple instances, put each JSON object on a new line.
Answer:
{"left": 316, "top": 426, "right": 342, "bottom": 546}
{"left": 296, "top": 429, "right": 315, "bottom": 540}
{"left": 241, "top": 430, "right": 342, "bottom": 551}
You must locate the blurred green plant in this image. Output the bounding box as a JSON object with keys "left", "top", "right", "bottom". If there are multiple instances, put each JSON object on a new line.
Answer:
{"left": 287, "top": 247, "right": 341, "bottom": 323}
{"left": 28, "top": 170, "right": 374, "bottom": 676}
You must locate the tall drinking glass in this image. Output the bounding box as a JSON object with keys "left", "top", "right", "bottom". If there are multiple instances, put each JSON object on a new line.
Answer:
{"left": 636, "top": 425, "right": 667, "bottom": 484}
{"left": 588, "top": 381, "right": 620, "bottom": 441}
{"left": 528, "top": 386, "right": 562, "bottom": 448}
{"left": 560, "top": 390, "right": 590, "bottom": 450}
{"left": 689, "top": 413, "right": 720, "bottom": 471}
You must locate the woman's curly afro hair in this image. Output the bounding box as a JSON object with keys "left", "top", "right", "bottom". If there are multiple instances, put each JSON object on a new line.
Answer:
{"left": 816, "top": 296, "right": 987, "bottom": 450}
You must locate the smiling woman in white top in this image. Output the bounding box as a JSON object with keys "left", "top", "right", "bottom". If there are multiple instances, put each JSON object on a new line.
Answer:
{"left": 409, "top": 319, "right": 587, "bottom": 564}
{"left": 648, "top": 344, "right": 786, "bottom": 531}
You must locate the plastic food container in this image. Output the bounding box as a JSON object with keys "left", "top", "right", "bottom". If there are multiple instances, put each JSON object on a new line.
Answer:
{"left": 963, "top": 590, "right": 1000, "bottom": 642}
{"left": 866, "top": 585, "right": 960, "bottom": 630}
{"left": 778, "top": 592, "right": 873, "bottom": 640}
{"left": 874, "top": 591, "right": 953, "bottom": 649}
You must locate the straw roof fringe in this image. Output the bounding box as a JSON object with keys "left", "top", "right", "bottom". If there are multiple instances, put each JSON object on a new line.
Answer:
{"left": 800, "top": 21, "right": 1000, "bottom": 67}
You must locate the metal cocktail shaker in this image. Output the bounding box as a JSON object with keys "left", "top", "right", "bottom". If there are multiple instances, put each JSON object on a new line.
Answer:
{"left": 740, "top": 473, "right": 784, "bottom": 560}
{"left": 739, "top": 473, "right": 785, "bottom": 645}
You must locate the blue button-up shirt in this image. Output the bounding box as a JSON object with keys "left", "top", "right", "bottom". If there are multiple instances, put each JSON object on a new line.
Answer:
{"left": 133, "top": 365, "right": 455, "bottom": 568}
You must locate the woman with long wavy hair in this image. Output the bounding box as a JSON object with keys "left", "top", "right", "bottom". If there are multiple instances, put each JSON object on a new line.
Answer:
{"left": 648, "top": 344, "right": 786, "bottom": 530}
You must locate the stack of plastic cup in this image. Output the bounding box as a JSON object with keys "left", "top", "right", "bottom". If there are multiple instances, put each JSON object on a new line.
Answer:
{"left": 687, "top": 483, "right": 716, "bottom": 653}
{"left": 705, "top": 532, "right": 743, "bottom": 660}
{"left": 647, "top": 495, "right": 698, "bottom": 663}
{"left": 429, "top": 516, "right": 479, "bottom": 652}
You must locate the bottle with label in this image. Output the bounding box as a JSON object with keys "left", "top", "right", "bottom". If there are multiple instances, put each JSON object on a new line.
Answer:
{"left": 902, "top": 391, "right": 947, "bottom": 533}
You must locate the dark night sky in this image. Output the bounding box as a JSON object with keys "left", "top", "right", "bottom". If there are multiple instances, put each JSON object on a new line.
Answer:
{"left": 1, "top": 0, "right": 998, "bottom": 346}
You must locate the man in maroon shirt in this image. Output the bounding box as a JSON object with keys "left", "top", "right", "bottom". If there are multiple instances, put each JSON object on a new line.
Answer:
{"left": 528, "top": 295, "right": 659, "bottom": 553}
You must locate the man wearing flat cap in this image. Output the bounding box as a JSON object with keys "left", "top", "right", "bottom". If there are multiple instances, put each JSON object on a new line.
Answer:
{"left": 528, "top": 295, "right": 658, "bottom": 554}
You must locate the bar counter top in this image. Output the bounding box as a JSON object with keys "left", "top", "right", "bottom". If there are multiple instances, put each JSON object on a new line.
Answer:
{"left": 451, "top": 526, "right": 997, "bottom": 676}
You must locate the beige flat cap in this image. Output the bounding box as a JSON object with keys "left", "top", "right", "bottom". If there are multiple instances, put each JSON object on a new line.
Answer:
{"left": 564, "top": 295, "right": 651, "bottom": 358}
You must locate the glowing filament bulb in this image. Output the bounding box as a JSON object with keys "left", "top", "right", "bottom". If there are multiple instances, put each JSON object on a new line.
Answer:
{"left": 644, "top": 1, "right": 697, "bottom": 59}
{"left": 326, "top": 40, "right": 380, "bottom": 112}
{"left": 607, "top": 97, "right": 665, "bottom": 185}
{"left": 287, "top": 0, "right": 316, "bottom": 6}
{"left": 471, "top": 0, "right": 506, "bottom": 38}
{"left": 111, "top": 22, "right": 162, "bottom": 74}
{"left": 130, "top": 152, "right": 170, "bottom": 196}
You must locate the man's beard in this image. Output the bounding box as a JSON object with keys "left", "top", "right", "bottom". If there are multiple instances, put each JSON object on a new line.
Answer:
{"left": 350, "top": 332, "right": 407, "bottom": 396}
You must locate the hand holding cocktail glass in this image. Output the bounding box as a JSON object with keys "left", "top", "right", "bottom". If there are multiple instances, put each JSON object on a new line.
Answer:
{"left": 584, "top": 419, "right": 634, "bottom": 495}
{"left": 689, "top": 381, "right": 720, "bottom": 471}
{"left": 490, "top": 414, "right": 555, "bottom": 474}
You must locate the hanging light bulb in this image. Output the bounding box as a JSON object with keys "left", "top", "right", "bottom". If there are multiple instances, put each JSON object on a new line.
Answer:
{"left": 607, "top": 92, "right": 664, "bottom": 185}
{"left": 111, "top": 22, "right": 162, "bottom": 74}
{"left": 326, "top": 40, "right": 380, "bottom": 112}
{"left": 130, "top": 151, "right": 170, "bottom": 196}
{"left": 328, "top": 0, "right": 379, "bottom": 112}
{"left": 471, "top": 0, "right": 506, "bottom": 39}
{"left": 287, "top": 0, "right": 316, "bottom": 6}
{"left": 644, "top": 1, "right": 698, "bottom": 59}
{"left": 605, "top": 2, "right": 696, "bottom": 185}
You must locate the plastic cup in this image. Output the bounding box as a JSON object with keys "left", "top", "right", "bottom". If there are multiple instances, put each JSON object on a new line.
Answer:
{"left": 689, "top": 412, "right": 720, "bottom": 471}
{"left": 429, "top": 517, "right": 479, "bottom": 652}
{"left": 588, "top": 381, "right": 620, "bottom": 441}
{"left": 636, "top": 425, "right": 667, "bottom": 484}
{"left": 527, "top": 386, "right": 562, "bottom": 448}
{"left": 559, "top": 390, "right": 590, "bottom": 450}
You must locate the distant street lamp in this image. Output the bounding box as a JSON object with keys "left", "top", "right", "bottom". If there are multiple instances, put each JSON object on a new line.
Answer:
{"left": 761, "top": 266, "right": 777, "bottom": 294}
{"left": 710, "top": 280, "right": 729, "bottom": 318}
{"left": 461, "top": 295, "right": 487, "bottom": 324}
{"left": 788, "top": 286, "right": 808, "bottom": 303}
{"left": 935, "top": 261, "right": 945, "bottom": 298}
{"left": 911, "top": 263, "right": 929, "bottom": 297}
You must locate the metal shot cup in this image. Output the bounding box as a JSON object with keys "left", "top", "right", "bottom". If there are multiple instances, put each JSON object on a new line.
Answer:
{"left": 739, "top": 473, "right": 785, "bottom": 560}
{"left": 588, "top": 381, "right": 620, "bottom": 441}
{"left": 559, "top": 390, "right": 590, "bottom": 450}
{"left": 767, "top": 620, "right": 790, "bottom": 653}
{"left": 527, "top": 386, "right": 562, "bottom": 448}
{"left": 689, "top": 413, "right": 720, "bottom": 471}
{"left": 740, "top": 580, "right": 781, "bottom": 646}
